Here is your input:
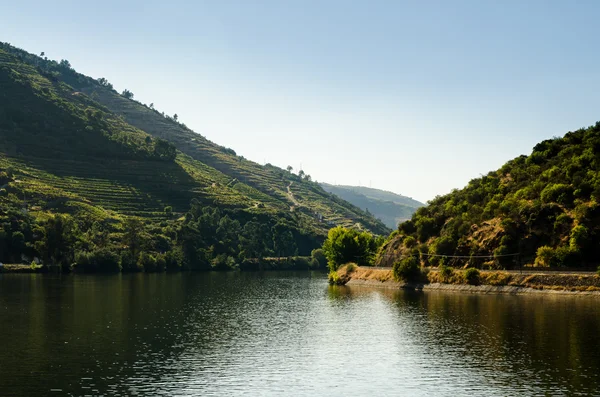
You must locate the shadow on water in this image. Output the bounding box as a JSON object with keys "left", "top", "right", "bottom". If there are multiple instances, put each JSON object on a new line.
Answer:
{"left": 2, "top": 273, "right": 600, "bottom": 396}
{"left": 340, "top": 284, "right": 600, "bottom": 395}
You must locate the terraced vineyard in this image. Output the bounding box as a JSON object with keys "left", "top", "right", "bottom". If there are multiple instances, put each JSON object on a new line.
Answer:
{"left": 0, "top": 42, "right": 389, "bottom": 249}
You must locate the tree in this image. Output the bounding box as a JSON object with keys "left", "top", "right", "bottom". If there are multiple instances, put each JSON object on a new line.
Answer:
{"left": 123, "top": 218, "right": 143, "bottom": 257}
{"left": 286, "top": 165, "right": 293, "bottom": 173}
{"left": 322, "top": 226, "right": 375, "bottom": 270}
{"left": 273, "top": 229, "right": 297, "bottom": 258}
{"left": 37, "top": 214, "right": 78, "bottom": 270}
{"left": 149, "top": 103, "right": 154, "bottom": 109}
{"left": 173, "top": 114, "right": 178, "bottom": 121}
{"left": 40, "top": 52, "right": 45, "bottom": 57}
{"left": 122, "top": 89, "right": 134, "bottom": 99}
{"left": 305, "top": 174, "right": 312, "bottom": 182}
{"left": 59, "top": 59, "right": 72, "bottom": 69}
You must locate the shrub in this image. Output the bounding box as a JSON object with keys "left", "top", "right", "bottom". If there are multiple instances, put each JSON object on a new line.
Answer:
{"left": 311, "top": 248, "right": 328, "bottom": 269}
{"left": 597, "top": 266, "right": 600, "bottom": 277}
{"left": 534, "top": 246, "right": 580, "bottom": 267}
{"left": 403, "top": 236, "right": 417, "bottom": 248}
{"left": 346, "top": 263, "right": 357, "bottom": 273}
{"left": 164, "top": 249, "right": 183, "bottom": 271}
{"left": 121, "top": 251, "right": 142, "bottom": 272}
{"left": 540, "top": 183, "right": 573, "bottom": 206}
{"left": 211, "top": 254, "right": 237, "bottom": 271}
{"left": 464, "top": 268, "right": 480, "bottom": 285}
{"left": 485, "top": 272, "right": 511, "bottom": 286}
{"left": 155, "top": 254, "right": 167, "bottom": 272}
{"left": 328, "top": 270, "right": 341, "bottom": 285}
{"left": 438, "top": 264, "right": 454, "bottom": 283}
{"left": 138, "top": 252, "right": 158, "bottom": 272}
{"left": 74, "top": 249, "right": 121, "bottom": 273}
{"left": 534, "top": 246, "right": 555, "bottom": 267}
{"left": 393, "top": 256, "right": 421, "bottom": 282}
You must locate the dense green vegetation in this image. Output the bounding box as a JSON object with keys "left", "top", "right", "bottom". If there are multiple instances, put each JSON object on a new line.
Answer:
{"left": 379, "top": 123, "right": 600, "bottom": 269}
{"left": 321, "top": 226, "right": 384, "bottom": 271}
{"left": 0, "top": 43, "right": 388, "bottom": 272}
{"left": 321, "top": 183, "right": 423, "bottom": 229}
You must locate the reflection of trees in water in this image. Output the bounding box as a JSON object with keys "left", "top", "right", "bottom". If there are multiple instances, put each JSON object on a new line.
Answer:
{"left": 388, "top": 290, "right": 600, "bottom": 394}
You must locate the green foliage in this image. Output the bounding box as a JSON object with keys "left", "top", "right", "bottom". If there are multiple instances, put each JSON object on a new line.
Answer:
{"left": 346, "top": 263, "right": 357, "bottom": 273}
{"left": 438, "top": 264, "right": 454, "bottom": 283}
{"left": 569, "top": 225, "right": 589, "bottom": 251}
{"left": 393, "top": 256, "right": 421, "bottom": 282}
{"left": 310, "top": 248, "right": 328, "bottom": 269}
{"left": 120, "top": 251, "right": 142, "bottom": 272}
{"left": 74, "top": 249, "right": 121, "bottom": 273}
{"left": 138, "top": 252, "right": 159, "bottom": 272}
{"left": 464, "top": 268, "right": 480, "bottom": 285}
{"left": 540, "top": 184, "right": 573, "bottom": 206}
{"left": 534, "top": 246, "right": 579, "bottom": 268}
{"left": 328, "top": 270, "right": 341, "bottom": 285}
{"left": 322, "top": 226, "right": 378, "bottom": 270}
{"left": 381, "top": 122, "right": 600, "bottom": 270}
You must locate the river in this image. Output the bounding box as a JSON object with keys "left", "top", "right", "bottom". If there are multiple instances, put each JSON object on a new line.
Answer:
{"left": 0, "top": 272, "right": 599, "bottom": 396}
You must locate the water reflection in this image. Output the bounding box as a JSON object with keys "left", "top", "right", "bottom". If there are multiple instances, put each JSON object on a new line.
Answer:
{"left": 0, "top": 273, "right": 599, "bottom": 396}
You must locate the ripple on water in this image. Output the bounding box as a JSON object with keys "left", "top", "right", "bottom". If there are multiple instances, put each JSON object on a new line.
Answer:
{"left": 0, "top": 272, "right": 600, "bottom": 396}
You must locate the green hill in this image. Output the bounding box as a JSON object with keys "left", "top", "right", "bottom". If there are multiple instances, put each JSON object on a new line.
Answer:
{"left": 0, "top": 43, "right": 388, "bottom": 271}
{"left": 320, "top": 183, "right": 423, "bottom": 229}
{"left": 378, "top": 124, "right": 600, "bottom": 269}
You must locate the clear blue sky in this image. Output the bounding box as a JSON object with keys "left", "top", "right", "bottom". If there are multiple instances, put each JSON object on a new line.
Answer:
{"left": 3, "top": 0, "right": 600, "bottom": 203}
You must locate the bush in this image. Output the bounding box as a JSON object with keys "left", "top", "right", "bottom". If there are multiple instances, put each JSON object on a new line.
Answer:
{"left": 534, "top": 246, "right": 580, "bottom": 267}
{"left": 310, "top": 248, "right": 328, "bottom": 269}
{"left": 393, "top": 256, "right": 421, "bottom": 282}
{"left": 464, "top": 268, "right": 480, "bottom": 285}
{"left": 164, "top": 249, "right": 183, "bottom": 271}
{"left": 438, "top": 264, "right": 454, "bottom": 283}
{"left": 155, "top": 254, "right": 167, "bottom": 272}
{"left": 328, "top": 270, "right": 341, "bottom": 285}
{"left": 597, "top": 266, "right": 600, "bottom": 277}
{"left": 138, "top": 252, "right": 159, "bottom": 272}
{"left": 403, "top": 236, "right": 417, "bottom": 248}
{"left": 74, "top": 248, "right": 121, "bottom": 273}
{"left": 211, "top": 254, "right": 237, "bottom": 270}
{"left": 121, "top": 251, "right": 142, "bottom": 272}
{"left": 346, "top": 263, "right": 357, "bottom": 273}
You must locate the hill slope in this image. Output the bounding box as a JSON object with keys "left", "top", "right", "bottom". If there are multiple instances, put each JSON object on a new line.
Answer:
{"left": 378, "top": 124, "right": 600, "bottom": 269}
{"left": 0, "top": 41, "right": 388, "bottom": 237}
{"left": 320, "top": 183, "right": 423, "bottom": 229}
{"left": 0, "top": 44, "right": 389, "bottom": 270}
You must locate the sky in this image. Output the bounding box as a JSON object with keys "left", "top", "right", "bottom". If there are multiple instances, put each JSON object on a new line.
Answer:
{"left": 2, "top": 0, "right": 600, "bottom": 203}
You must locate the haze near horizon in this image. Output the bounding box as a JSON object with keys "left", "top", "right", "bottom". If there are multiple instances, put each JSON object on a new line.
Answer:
{"left": 2, "top": 0, "right": 600, "bottom": 203}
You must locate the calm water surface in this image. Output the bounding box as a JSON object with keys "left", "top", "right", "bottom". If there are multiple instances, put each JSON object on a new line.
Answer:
{"left": 1, "top": 272, "right": 600, "bottom": 396}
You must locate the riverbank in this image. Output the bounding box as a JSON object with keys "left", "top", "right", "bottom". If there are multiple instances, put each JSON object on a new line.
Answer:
{"left": 0, "top": 264, "right": 45, "bottom": 273}
{"left": 0, "top": 257, "right": 322, "bottom": 274}
{"left": 334, "top": 265, "right": 600, "bottom": 296}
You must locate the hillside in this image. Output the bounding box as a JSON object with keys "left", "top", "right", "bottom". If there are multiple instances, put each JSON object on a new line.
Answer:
{"left": 378, "top": 123, "right": 600, "bottom": 269}
{"left": 321, "top": 183, "right": 423, "bottom": 229}
{"left": 0, "top": 42, "right": 388, "bottom": 237}
{"left": 0, "top": 43, "right": 388, "bottom": 271}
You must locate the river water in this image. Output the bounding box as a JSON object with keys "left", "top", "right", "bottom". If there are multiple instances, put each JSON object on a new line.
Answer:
{"left": 0, "top": 272, "right": 599, "bottom": 396}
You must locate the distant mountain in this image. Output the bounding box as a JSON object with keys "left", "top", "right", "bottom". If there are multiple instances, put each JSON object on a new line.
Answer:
{"left": 320, "top": 183, "right": 424, "bottom": 229}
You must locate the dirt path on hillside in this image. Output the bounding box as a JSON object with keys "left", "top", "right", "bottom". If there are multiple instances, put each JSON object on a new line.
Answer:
{"left": 287, "top": 182, "right": 299, "bottom": 211}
